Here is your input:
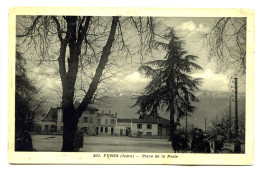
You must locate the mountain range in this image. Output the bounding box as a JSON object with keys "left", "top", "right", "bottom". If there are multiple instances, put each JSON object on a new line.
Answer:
{"left": 41, "top": 89, "right": 246, "bottom": 130}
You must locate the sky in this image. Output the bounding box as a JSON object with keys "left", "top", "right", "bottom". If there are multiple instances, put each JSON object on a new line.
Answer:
{"left": 111, "top": 17, "right": 245, "bottom": 93}
{"left": 22, "top": 17, "right": 246, "bottom": 103}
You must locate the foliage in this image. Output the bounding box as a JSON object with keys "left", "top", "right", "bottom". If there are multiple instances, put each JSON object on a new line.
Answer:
{"left": 134, "top": 28, "right": 202, "bottom": 124}
{"left": 208, "top": 109, "right": 245, "bottom": 140}
{"left": 204, "top": 17, "right": 246, "bottom": 75}
{"left": 16, "top": 15, "right": 158, "bottom": 151}
{"left": 15, "top": 51, "right": 46, "bottom": 132}
{"left": 208, "top": 110, "right": 232, "bottom": 134}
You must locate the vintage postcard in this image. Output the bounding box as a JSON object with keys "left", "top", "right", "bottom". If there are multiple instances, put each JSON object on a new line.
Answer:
{"left": 8, "top": 7, "right": 255, "bottom": 165}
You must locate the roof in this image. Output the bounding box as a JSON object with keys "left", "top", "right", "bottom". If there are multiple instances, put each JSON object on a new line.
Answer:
{"left": 132, "top": 118, "right": 158, "bottom": 124}
{"left": 74, "top": 101, "right": 99, "bottom": 111}
{"left": 41, "top": 107, "right": 58, "bottom": 122}
{"left": 97, "top": 113, "right": 116, "bottom": 118}
{"left": 157, "top": 116, "right": 170, "bottom": 125}
{"left": 132, "top": 115, "right": 170, "bottom": 125}
{"left": 85, "top": 106, "right": 99, "bottom": 112}
{"left": 117, "top": 118, "right": 131, "bottom": 123}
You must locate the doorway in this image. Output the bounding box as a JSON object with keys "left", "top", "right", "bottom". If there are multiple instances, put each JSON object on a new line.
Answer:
{"left": 111, "top": 127, "right": 114, "bottom": 135}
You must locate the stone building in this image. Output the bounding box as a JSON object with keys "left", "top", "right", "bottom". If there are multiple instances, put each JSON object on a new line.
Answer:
{"left": 116, "top": 118, "right": 132, "bottom": 136}
{"left": 38, "top": 106, "right": 98, "bottom": 134}
{"left": 40, "top": 107, "right": 61, "bottom": 132}
{"left": 39, "top": 107, "right": 170, "bottom": 138}
{"left": 131, "top": 115, "right": 170, "bottom": 138}
{"left": 96, "top": 112, "right": 117, "bottom": 135}
{"left": 77, "top": 107, "right": 99, "bottom": 135}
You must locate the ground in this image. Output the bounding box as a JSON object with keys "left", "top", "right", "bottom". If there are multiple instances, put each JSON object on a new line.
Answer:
{"left": 31, "top": 134, "right": 172, "bottom": 152}
{"left": 31, "top": 134, "right": 245, "bottom": 153}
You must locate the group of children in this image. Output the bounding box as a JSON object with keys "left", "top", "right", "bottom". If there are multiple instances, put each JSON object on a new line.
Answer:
{"left": 171, "top": 125, "right": 231, "bottom": 153}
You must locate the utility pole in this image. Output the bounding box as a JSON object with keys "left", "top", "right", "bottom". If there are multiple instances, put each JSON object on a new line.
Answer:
{"left": 205, "top": 118, "right": 207, "bottom": 132}
{"left": 234, "top": 77, "right": 239, "bottom": 139}
{"left": 229, "top": 97, "right": 232, "bottom": 139}
{"left": 185, "top": 110, "right": 187, "bottom": 137}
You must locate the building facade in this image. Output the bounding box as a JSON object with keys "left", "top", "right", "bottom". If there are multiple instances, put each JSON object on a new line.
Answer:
{"left": 116, "top": 119, "right": 132, "bottom": 136}
{"left": 77, "top": 107, "right": 99, "bottom": 135}
{"left": 96, "top": 113, "right": 117, "bottom": 135}
{"left": 38, "top": 106, "right": 99, "bottom": 134}
{"left": 40, "top": 107, "right": 61, "bottom": 133}
{"left": 131, "top": 118, "right": 158, "bottom": 137}
{"left": 39, "top": 107, "right": 170, "bottom": 138}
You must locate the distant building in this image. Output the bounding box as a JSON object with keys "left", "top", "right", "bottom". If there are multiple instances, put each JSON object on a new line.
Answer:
{"left": 132, "top": 115, "right": 170, "bottom": 138}
{"left": 38, "top": 106, "right": 98, "bottom": 134}
{"left": 40, "top": 107, "right": 61, "bottom": 132}
{"left": 96, "top": 112, "right": 117, "bottom": 135}
{"left": 38, "top": 107, "right": 170, "bottom": 138}
{"left": 117, "top": 118, "right": 132, "bottom": 136}
{"left": 76, "top": 107, "right": 99, "bottom": 135}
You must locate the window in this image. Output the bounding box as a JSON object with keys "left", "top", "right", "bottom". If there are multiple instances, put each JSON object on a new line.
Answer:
{"left": 44, "top": 125, "right": 49, "bottom": 131}
{"left": 105, "top": 119, "right": 108, "bottom": 124}
{"left": 105, "top": 127, "right": 108, "bottom": 133}
{"left": 110, "top": 119, "right": 114, "bottom": 124}
{"left": 90, "top": 117, "right": 93, "bottom": 124}
{"left": 147, "top": 124, "right": 152, "bottom": 129}
{"left": 98, "top": 119, "right": 101, "bottom": 124}
{"left": 84, "top": 117, "right": 88, "bottom": 123}
{"left": 51, "top": 125, "right": 56, "bottom": 132}
{"left": 101, "top": 127, "right": 103, "bottom": 132}
{"left": 146, "top": 132, "right": 152, "bottom": 136}
{"left": 137, "top": 124, "right": 142, "bottom": 129}
{"left": 61, "top": 126, "right": 63, "bottom": 131}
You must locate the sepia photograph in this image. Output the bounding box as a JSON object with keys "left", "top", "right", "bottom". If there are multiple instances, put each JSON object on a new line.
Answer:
{"left": 8, "top": 7, "right": 255, "bottom": 164}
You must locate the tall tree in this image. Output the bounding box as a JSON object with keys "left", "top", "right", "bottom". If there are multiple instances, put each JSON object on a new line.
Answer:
{"left": 204, "top": 17, "right": 246, "bottom": 74}
{"left": 15, "top": 51, "right": 45, "bottom": 133}
{"left": 16, "top": 16, "right": 156, "bottom": 151}
{"left": 134, "top": 28, "right": 202, "bottom": 151}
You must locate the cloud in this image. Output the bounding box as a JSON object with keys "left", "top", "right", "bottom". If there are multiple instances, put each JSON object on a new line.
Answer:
{"left": 176, "top": 21, "right": 196, "bottom": 31}
{"left": 114, "top": 72, "right": 150, "bottom": 91}
{"left": 192, "top": 69, "right": 230, "bottom": 92}
{"left": 176, "top": 21, "right": 210, "bottom": 35}
{"left": 116, "top": 69, "right": 231, "bottom": 93}
{"left": 125, "top": 72, "right": 149, "bottom": 82}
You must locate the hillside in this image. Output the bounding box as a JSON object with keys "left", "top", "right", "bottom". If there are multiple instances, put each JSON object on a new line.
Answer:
{"left": 96, "top": 90, "right": 246, "bottom": 129}
{"left": 40, "top": 90, "right": 246, "bottom": 130}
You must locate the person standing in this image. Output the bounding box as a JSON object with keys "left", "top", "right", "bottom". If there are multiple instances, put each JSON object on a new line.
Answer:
{"left": 73, "top": 128, "right": 84, "bottom": 152}
{"left": 172, "top": 129, "right": 182, "bottom": 153}
{"left": 191, "top": 128, "right": 204, "bottom": 153}
{"left": 234, "top": 139, "right": 241, "bottom": 153}
{"left": 209, "top": 124, "right": 227, "bottom": 153}
{"left": 15, "top": 127, "right": 33, "bottom": 151}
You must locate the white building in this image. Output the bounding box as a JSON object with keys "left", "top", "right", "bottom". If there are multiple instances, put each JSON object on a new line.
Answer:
{"left": 39, "top": 108, "right": 170, "bottom": 138}
{"left": 117, "top": 119, "right": 132, "bottom": 136}
{"left": 131, "top": 118, "right": 158, "bottom": 137}
{"left": 96, "top": 113, "right": 117, "bottom": 135}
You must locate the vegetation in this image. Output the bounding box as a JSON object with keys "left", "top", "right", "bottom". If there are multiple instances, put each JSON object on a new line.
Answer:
{"left": 134, "top": 28, "right": 202, "bottom": 150}
{"left": 16, "top": 16, "right": 157, "bottom": 151}
{"left": 15, "top": 51, "right": 45, "bottom": 133}
{"left": 204, "top": 17, "right": 246, "bottom": 74}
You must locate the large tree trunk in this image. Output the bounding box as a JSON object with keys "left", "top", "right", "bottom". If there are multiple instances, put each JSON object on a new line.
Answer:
{"left": 61, "top": 70, "right": 79, "bottom": 151}
{"left": 61, "top": 103, "right": 78, "bottom": 151}
{"left": 57, "top": 16, "right": 119, "bottom": 152}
